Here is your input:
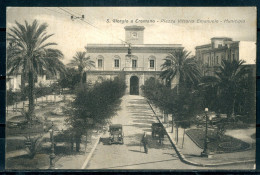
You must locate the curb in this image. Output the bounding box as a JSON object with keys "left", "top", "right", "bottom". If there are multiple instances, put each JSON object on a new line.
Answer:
{"left": 147, "top": 100, "right": 255, "bottom": 167}
{"left": 81, "top": 134, "right": 102, "bottom": 169}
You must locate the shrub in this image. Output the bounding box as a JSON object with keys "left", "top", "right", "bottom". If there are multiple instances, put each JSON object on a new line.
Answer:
{"left": 24, "top": 135, "right": 43, "bottom": 159}
{"left": 6, "top": 90, "right": 21, "bottom": 105}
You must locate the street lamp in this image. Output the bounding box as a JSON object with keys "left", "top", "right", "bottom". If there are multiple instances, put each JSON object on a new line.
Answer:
{"left": 201, "top": 108, "right": 213, "bottom": 158}
{"left": 49, "top": 122, "right": 55, "bottom": 169}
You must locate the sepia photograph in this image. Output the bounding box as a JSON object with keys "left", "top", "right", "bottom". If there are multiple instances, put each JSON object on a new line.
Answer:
{"left": 5, "top": 7, "right": 256, "bottom": 170}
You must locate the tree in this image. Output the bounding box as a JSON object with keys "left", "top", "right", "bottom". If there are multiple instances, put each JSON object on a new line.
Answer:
{"left": 67, "top": 51, "right": 95, "bottom": 84}
{"left": 198, "top": 76, "right": 220, "bottom": 112}
{"left": 142, "top": 77, "right": 199, "bottom": 142}
{"left": 58, "top": 67, "right": 81, "bottom": 91}
{"left": 65, "top": 77, "right": 126, "bottom": 152}
{"left": 215, "top": 59, "right": 249, "bottom": 118}
{"left": 160, "top": 49, "right": 201, "bottom": 137}
{"left": 7, "top": 20, "right": 66, "bottom": 120}
{"left": 160, "top": 49, "right": 201, "bottom": 92}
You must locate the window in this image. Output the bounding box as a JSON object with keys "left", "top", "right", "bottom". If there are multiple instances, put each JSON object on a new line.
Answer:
{"left": 207, "top": 57, "right": 210, "bottom": 66}
{"left": 98, "top": 59, "right": 103, "bottom": 68}
{"left": 216, "top": 56, "right": 219, "bottom": 65}
{"left": 150, "top": 60, "right": 155, "bottom": 68}
{"left": 114, "top": 59, "right": 119, "bottom": 68}
{"left": 132, "top": 60, "right": 137, "bottom": 68}
{"left": 232, "top": 53, "right": 235, "bottom": 60}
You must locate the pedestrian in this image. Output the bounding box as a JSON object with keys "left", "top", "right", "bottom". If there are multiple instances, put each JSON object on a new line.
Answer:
{"left": 159, "top": 127, "right": 164, "bottom": 145}
{"left": 141, "top": 132, "right": 148, "bottom": 154}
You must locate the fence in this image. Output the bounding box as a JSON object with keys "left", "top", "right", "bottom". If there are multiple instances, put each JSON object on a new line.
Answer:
{"left": 6, "top": 94, "right": 63, "bottom": 115}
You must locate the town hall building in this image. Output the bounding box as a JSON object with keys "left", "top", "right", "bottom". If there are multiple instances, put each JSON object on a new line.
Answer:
{"left": 86, "top": 25, "right": 183, "bottom": 95}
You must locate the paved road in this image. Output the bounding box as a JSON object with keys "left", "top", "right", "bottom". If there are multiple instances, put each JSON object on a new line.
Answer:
{"left": 86, "top": 95, "right": 255, "bottom": 170}
{"left": 86, "top": 95, "right": 202, "bottom": 169}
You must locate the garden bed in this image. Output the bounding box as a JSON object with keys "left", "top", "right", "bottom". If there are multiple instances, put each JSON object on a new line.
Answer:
{"left": 6, "top": 123, "right": 46, "bottom": 136}
{"left": 186, "top": 129, "right": 251, "bottom": 153}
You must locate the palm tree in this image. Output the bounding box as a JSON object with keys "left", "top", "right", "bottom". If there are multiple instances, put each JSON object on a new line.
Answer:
{"left": 160, "top": 49, "right": 201, "bottom": 136}
{"left": 215, "top": 59, "right": 248, "bottom": 118}
{"left": 199, "top": 76, "right": 220, "bottom": 111}
{"left": 160, "top": 49, "right": 201, "bottom": 92}
{"left": 7, "top": 20, "right": 66, "bottom": 120}
{"left": 67, "top": 51, "right": 95, "bottom": 84}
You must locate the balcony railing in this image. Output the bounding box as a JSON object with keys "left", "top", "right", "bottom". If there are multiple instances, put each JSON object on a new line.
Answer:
{"left": 122, "top": 67, "right": 144, "bottom": 71}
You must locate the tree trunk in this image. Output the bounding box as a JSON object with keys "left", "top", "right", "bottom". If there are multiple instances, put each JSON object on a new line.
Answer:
{"left": 171, "top": 114, "right": 174, "bottom": 133}
{"left": 75, "top": 132, "right": 81, "bottom": 152}
{"left": 176, "top": 127, "right": 179, "bottom": 144}
{"left": 21, "top": 73, "right": 26, "bottom": 100}
{"left": 28, "top": 70, "right": 35, "bottom": 120}
{"left": 231, "top": 95, "right": 236, "bottom": 118}
{"left": 70, "top": 140, "right": 74, "bottom": 152}
{"left": 70, "top": 132, "right": 74, "bottom": 152}
{"left": 80, "top": 71, "right": 83, "bottom": 85}
{"left": 85, "top": 72, "right": 87, "bottom": 84}
{"left": 76, "top": 140, "right": 80, "bottom": 152}
{"left": 182, "top": 128, "right": 185, "bottom": 148}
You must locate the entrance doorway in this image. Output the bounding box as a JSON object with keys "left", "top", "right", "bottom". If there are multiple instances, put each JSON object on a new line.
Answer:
{"left": 130, "top": 76, "right": 139, "bottom": 95}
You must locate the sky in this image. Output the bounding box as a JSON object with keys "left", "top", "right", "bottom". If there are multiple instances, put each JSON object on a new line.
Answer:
{"left": 7, "top": 7, "right": 256, "bottom": 64}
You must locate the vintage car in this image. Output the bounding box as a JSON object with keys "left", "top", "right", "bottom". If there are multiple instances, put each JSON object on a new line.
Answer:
{"left": 108, "top": 124, "right": 124, "bottom": 144}
{"left": 151, "top": 122, "right": 165, "bottom": 138}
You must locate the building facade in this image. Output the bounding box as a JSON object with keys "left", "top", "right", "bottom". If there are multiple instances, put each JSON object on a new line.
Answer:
{"left": 86, "top": 25, "right": 183, "bottom": 95}
{"left": 195, "top": 37, "right": 256, "bottom": 76}
{"left": 7, "top": 73, "right": 59, "bottom": 92}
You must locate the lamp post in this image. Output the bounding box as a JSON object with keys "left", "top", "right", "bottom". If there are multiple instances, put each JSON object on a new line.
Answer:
{"left": 201, "top": 108, "right": 211, "bottom": 157}
{"left": 49, "top": 122, "right": 55, "bottom": 169}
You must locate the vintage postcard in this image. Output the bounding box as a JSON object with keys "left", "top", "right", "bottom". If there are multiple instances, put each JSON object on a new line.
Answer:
{"left": 6, "top": 7, "right": 256, "bottom": 170}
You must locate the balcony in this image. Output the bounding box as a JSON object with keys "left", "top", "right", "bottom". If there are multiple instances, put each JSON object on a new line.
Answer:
{"left": 122, "top": 67, "right": 144, "bottom": 71}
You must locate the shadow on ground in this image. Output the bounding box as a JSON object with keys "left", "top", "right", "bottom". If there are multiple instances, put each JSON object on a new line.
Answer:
{"left": 132, "top": 119, "right": 154, "bottom": 124}
{"left": 125, "top": 133, "right": 173, "bottom": 150}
